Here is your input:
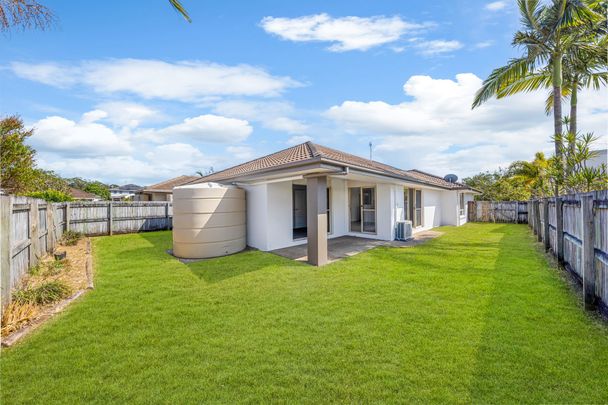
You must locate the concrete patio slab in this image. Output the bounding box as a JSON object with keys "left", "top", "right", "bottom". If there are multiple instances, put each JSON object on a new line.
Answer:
{"left": 270, "top": 231, "right": 443, "bottom": 263}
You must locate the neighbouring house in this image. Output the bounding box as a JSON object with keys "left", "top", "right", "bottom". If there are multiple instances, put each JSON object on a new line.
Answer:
{"left": 68, "top": 187, "right": 102, "bottom": 201}
{"left": 136, "top": 175, "right": 200, "bottom": 201}
{"left": 587, "top": 149, "right": 607, "bottom": 169}
{"left": 190, "top": 142, "right": 478, "bottom": 265}
{"left": 109, "top": 184, "right": 142, "bottom": 201}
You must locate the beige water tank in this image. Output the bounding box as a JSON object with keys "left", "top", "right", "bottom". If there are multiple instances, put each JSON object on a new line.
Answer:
{"left": 172, "top": 182, "right": 246, "bottom": 259}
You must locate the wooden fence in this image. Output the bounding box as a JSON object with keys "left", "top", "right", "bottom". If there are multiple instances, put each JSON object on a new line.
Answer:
{"left": 1, "top": 196, "right": 172, "bottom": 307}
{"left": 467, "top": 201, "right": 528, "bottom": 223}
{"left": 469, "top": 192, "right": 607, "bottom": 314}
{"left": 528, "top": 191, "right": 608, "bottom": 314}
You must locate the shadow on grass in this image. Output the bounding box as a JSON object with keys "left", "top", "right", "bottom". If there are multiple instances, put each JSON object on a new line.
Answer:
{"left": 184, "top": 249, "right": 297, "bottom": 283}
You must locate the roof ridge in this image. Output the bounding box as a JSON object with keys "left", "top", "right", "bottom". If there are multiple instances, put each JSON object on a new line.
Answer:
{"left": 307, "top": 141, "right": 321, "bottom": 157}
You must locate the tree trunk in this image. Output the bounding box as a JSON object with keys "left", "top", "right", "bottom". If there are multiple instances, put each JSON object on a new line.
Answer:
{"left": 569, "top": 81, "right": 577, "bottom": 142}
{"left": 552, "top": 55, "right": 563, "bottom": 197}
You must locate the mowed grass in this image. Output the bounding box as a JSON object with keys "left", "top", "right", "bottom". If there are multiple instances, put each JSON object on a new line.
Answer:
{"left": 1, "top": 224, "right": 607, "bottom": 404}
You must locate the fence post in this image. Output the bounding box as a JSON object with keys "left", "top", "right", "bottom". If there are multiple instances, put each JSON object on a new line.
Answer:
{"left": 555, "top": 197, "right": 564, "bottom": 263}
{"left": 29, "top": 199, "right": 40, "bottom": 268}
{"left": 543, "top": 198, "right": 550, "bottom": 251}
{"left": 581, "top": 194, "right": 596, "bottom": 310}
{"left": 46, "top": 202, "right": 55, "bottom": 253}
{"left": 536, "top": 200, "right": 542, "bottom": 242}
{"left": 165, "top": 202, "right": 170, "bottom": 230}
{"left": 1, "top": 196, "right": 13, "bottom": 309}
{"left": 108, "top": 201, "right": 113, "bottom": 236}
{"left": 65, "top": 202, "right": 71, "bottom": 232}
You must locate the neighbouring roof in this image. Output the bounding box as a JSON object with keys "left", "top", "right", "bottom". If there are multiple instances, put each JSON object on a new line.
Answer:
{"left": 142, "top": 175, "right": 200, "bottom": 193}
{"left": 110, "top": 184, "right": 142, "bottom": 191}
{"left": 193, "top": 142, "right": 472, "bottom": 191}
{"left": 69, "top": 187, "right": 100, "bottom": 200}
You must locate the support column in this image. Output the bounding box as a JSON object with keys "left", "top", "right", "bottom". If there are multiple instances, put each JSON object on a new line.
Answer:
{"left": 306, "top": 176, "right": 328, "bottom": 266}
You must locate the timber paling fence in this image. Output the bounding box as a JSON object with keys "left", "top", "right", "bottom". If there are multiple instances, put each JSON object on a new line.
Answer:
{"left": 0, "top": 196, "right": 173, "bottom": 307}
{"left": 469, "top": 191, "right": 608, "bottom": 316}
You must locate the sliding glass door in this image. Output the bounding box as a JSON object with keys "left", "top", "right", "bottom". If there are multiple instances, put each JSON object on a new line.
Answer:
{"left": 404, "top": 187, "right": 423, "bottom": 228}
{"left": 349, "top": 187, "right": 376, "bottom": 234}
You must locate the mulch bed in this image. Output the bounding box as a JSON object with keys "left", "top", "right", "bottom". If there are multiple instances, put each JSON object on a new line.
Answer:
{"left": 1, "top": 238, "right": 94, "bottom": 347}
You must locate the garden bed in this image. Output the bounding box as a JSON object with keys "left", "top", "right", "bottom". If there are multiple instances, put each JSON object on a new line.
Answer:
{"left": 1, "top": 236, "right": 93, "bottom": 346}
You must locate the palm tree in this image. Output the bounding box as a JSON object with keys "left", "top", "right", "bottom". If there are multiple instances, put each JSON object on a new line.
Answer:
{"left": 472, "top": 0, "right": 602, "bottom": 194}
{"left": 0, "top": 0, "right": 54, "bottom": 31}
{"left": 509, "top": 152, "right": 552, "bottom": 197}
{"left": 1, "top": 0, "right": 190, "bottom": 31}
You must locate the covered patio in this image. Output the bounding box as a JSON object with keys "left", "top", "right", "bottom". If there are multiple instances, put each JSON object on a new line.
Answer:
{"left": 270, "top": 231, "right": 442, "bottom": 264}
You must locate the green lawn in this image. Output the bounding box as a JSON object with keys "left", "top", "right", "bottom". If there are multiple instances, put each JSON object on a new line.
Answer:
{"left": 1, "top": 224, "right": 607, "bottom": 404}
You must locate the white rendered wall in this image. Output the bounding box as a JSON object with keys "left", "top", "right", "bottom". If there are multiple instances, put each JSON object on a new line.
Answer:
{"left": 440, "top": 190, "right": 458, "bottom": 226}
{"left": 240, "top": 183, "right": 268, "bottom": 250}
{"left": 330, "top": 177, "right": 348, "bottom": 237}
{"left": 418, "top": 189, "right": 442, "bottom": 232}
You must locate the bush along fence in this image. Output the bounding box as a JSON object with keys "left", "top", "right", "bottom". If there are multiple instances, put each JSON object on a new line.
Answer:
{"left": 469, "top": 191, "right": 607, "bottom": 316}
{"left": 0, "top": 196, "right": 173, "bottom": 308}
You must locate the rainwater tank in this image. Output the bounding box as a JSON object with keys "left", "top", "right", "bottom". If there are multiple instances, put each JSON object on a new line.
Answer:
{"left": 172, "top": 183, "right": 246, "bottom": 259}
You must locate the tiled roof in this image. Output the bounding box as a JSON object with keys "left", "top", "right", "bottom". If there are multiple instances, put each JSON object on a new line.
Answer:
{"left": 143, "top": 175, "right": 200, "bottom": 192}
{"left": 196, "top": 142, "right": 472, "bottom": 190}
{"left": 404, "top": 170, "right": 470, "bottom": 190}
{"left": 69, "top": 187, "right": 100, "bottom": 200}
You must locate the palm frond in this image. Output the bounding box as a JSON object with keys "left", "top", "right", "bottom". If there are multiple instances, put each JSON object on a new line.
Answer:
{"left": 168, "top": 0, "right": 191, "bottom": 23}
{"left": 472, "top": 57, "right": 535, "bottom": 108}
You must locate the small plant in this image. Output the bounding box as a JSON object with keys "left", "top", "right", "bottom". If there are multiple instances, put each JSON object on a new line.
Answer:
{"left": 60, "top": 230, "right": 82, "bottom": 246}
{"left": 1, "top": 301, "right": 38, "bottom": 336}
{"left": 13, "top": 281, "right": 72, "bottom": 306}
{"left": 28, "top": 258, "right": 70, "bottom": 277}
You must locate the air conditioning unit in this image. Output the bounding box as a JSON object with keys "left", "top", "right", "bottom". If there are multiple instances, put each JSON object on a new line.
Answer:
{"left": 395, "top": 220, "right": 413, "bottom": 241}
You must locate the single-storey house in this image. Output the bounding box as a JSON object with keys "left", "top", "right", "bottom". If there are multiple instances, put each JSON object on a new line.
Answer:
{"left": 191, "top": 142, "right": 477, "bottom": 265}
{"left": 137, "top": 175, "right": 200, "bottom": 201}
{"left": 109, "top": 184, "right": 142, "bottom": 201}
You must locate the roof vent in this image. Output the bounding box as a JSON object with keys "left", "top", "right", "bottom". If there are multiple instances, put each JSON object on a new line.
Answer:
{"left": 443, "top": 174, "right": 458, "bottom": 183}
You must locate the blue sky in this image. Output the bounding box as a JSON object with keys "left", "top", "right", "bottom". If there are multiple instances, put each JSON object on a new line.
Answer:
{"left": 2, "top": 0, "right": 606, "bottom": 185}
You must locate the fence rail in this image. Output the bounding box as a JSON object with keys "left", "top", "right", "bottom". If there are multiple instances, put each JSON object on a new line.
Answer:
{"left": 467, "top": 201, "right": 528, "bottom": 223}
{"left": 1, "top": 196, "right": 172, "bottom": 307}
{"left": 469, "top": 192, "right": 607, "bottom": 315}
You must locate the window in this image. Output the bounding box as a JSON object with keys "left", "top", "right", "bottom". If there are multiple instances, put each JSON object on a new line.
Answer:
{"left": 326, "top": 187, "right": 331, "bottom": 233}
{"left": 404, "top": 188, "right": 410, "bottom": 221}
{"left": 415, "top": 189, "right": 422, "bottom": 227}
{"left": 459, "top": 193, "right": 465, "bottom": 216}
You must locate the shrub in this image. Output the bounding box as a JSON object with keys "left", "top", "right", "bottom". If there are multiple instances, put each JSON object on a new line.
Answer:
{"left": 1, "top": 301, "right": 38, "bottom": 336}
{"left": 60, "top": 230, "right": 82, "bottom": 246}
{"left": 13, "top": 281, "right": 72, "bottom": 305}
{"left": 29, "top": 259, "right": 70, "bottom": 277}
{"left": 26, "top": 189, "right": 73, "bottom": 202}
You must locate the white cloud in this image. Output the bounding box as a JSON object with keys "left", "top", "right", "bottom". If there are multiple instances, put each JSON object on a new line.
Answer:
{"left": 286, "top": 135, "right": 313, "bottom": 145}
{"left": 30, "top": 112, "right": 132, "bottom": 157}
{"left": 96, "top": 101, "right": 160, "bottom": 128}
{"left": 42, "top": 143, "right": 216, "bottom": 184}
{"left": 226, "top": 146, "right": 255, "bottom": 160}
{"left": 485, "top": 1, "right": 507, "bottom": 11}
{"left": 325, "top": 73, "right": 607, "bottom": 177}
{"left": 212, "top": 100, "right": 308, "bottom": 134}
{"left": 260, "top": 13, "right": 431, "bottom": 52}
{"left": 474, "top": 40, "right": 494, "bottom": 49}
{"left": 11, "top": 59, "right": 301, "bottom": 100}
{"left": 153, "top": 114, "right": 252, "bottom": 143}
{"left": 416, "top": 40, "right": 463, "bottom": 56}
